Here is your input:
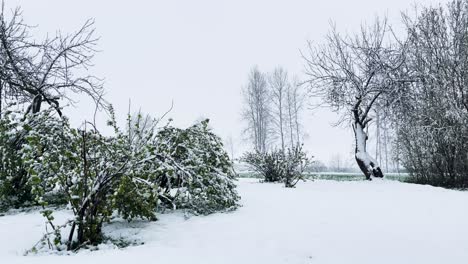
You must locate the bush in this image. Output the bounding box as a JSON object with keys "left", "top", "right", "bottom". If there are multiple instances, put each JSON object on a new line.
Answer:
{"left": 0, "top": 106, "right": 241, "bottom": 251}
{"left": 22, "top": 110, "right": 160, "bottom": 251}
{"left": 398, "top": 116, "right": 468, "bottom": 188}
{"left": 2, "top": 109, "right": 240, "bottom": 252}
{"left": 154, "top": 119, "right": 240, "bottom": 215}
{"left": 391, "top": 0, "right": 468, "bottom": 189}
{"left": 0, "top": 110, "right": 37, "bottom": 211}
{"left": 242, "top": 145, "right": 311, "bottom": 187}
{"left": 242, "top": 150, "right": 283, "bottom": 183}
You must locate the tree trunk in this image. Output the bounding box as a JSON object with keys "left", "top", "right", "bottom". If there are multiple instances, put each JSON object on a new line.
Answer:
{"left": 353, "top": 121, "right": 384, "bottom": 180}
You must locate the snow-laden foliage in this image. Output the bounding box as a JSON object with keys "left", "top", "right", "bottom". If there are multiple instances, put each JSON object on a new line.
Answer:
{"left": 243, "top": 145, "right": 311, "bottom": 187}
{"left": 21, "top": 109, "right": 160, "bottom": 251}
{"left": 1, "top": 109, "right": 240, "bottom": 252}
{"left": 154, "top": 119, "right": 240, "bottom": 215}
{"left": 0, "top": 110, "right": 32, "bottom": 211}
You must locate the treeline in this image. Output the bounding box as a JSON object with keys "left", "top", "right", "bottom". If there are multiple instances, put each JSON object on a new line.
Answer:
{"left": 304, "top": 0, "right": 468, "bottom": 188}
{"left": 241, "top": 66, "right": 305, "bottom": 153}
{"left": 0, "top": 4, "right": 239, "bottom": 252}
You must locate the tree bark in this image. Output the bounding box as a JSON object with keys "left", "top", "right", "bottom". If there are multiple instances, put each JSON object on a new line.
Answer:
{"left": 353, "top": 121, "right": 384, "bottom": 180}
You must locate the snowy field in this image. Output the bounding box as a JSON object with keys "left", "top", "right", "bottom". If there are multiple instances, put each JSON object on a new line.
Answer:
{"left": 1, "top": 178, "right": 468, "bottom": 264}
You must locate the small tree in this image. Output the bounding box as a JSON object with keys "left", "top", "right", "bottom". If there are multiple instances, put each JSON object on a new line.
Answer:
{"left": 304, "top": 18, "right": 406, "bottom": 180}
{"left": 0, "top": 3, "right": 104, "bottom": 117}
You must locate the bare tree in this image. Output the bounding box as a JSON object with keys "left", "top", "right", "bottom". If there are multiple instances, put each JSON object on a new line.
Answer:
{"left": 0, "top": 3, "right": 105, "bottom": 117}
{"left": 268, "top": 67, "right": 288, "bottom": 152}
{"left": 303, "top": 17, "right": 406, "bottom": 180}
{"left": 242, "top": 67, "right": 270, "bottom": 153}
{"left": 286, "top": 77, "right": 305, "bottom": 148}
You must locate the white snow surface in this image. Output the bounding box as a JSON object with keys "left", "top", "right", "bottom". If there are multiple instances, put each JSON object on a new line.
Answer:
{"left": 1, "top": 178, "right": 468, "bottom": 264}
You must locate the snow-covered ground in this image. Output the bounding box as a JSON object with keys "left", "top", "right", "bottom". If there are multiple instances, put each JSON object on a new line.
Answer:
{"left": 1, "top": 178, "right": 468, "bottom": 264}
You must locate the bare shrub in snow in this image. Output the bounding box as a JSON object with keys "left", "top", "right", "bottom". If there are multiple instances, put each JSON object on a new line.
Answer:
{"left": 391, "top": 0, "right": 468, "bottom": 188}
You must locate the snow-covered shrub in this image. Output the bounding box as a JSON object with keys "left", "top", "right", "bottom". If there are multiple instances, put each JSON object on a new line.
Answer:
{"left": 0, "top": 110, "right": 32, "bottom": 211}
{"left": 243, "top": 145, "right": 311, "bottom": 187}
{"left": 283, "top": 146, "right": 311, "bottom": 187}
{"left": 2, "top": 107, "right": 240, "bottom": 251}
{"left": 0, "top": 110, "right": 67, "bottom": 211}
{"left": 22, "top": 110, "right": 160, "bottom": 251}
{"left": 154, "top": 119, "right": 240, "bottom": 215}
{"left": 20, "top": 112, "right": 239, "bottom": 251}
{"left": 243, "top": 150, "right": 284, "bottom": 183}
{"left": 397, "top": 116, "right": 468, "bottom": 188}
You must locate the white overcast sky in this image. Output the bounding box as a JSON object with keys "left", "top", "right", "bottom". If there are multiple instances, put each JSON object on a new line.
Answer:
{"left": 9, "top": 0, "right": 444, "bottom": 165}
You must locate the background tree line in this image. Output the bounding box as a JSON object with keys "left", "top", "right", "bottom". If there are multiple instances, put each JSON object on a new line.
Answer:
{"left": 242, "top": 66, "right": 305, "bottom": 154}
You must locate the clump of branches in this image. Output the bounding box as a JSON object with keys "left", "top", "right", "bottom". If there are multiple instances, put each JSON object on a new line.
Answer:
{"left": 243, "top": 145, "right": 311, "bottom": 188}
{"left": 391, "top": 0, "right": 468, "bottom": 188}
